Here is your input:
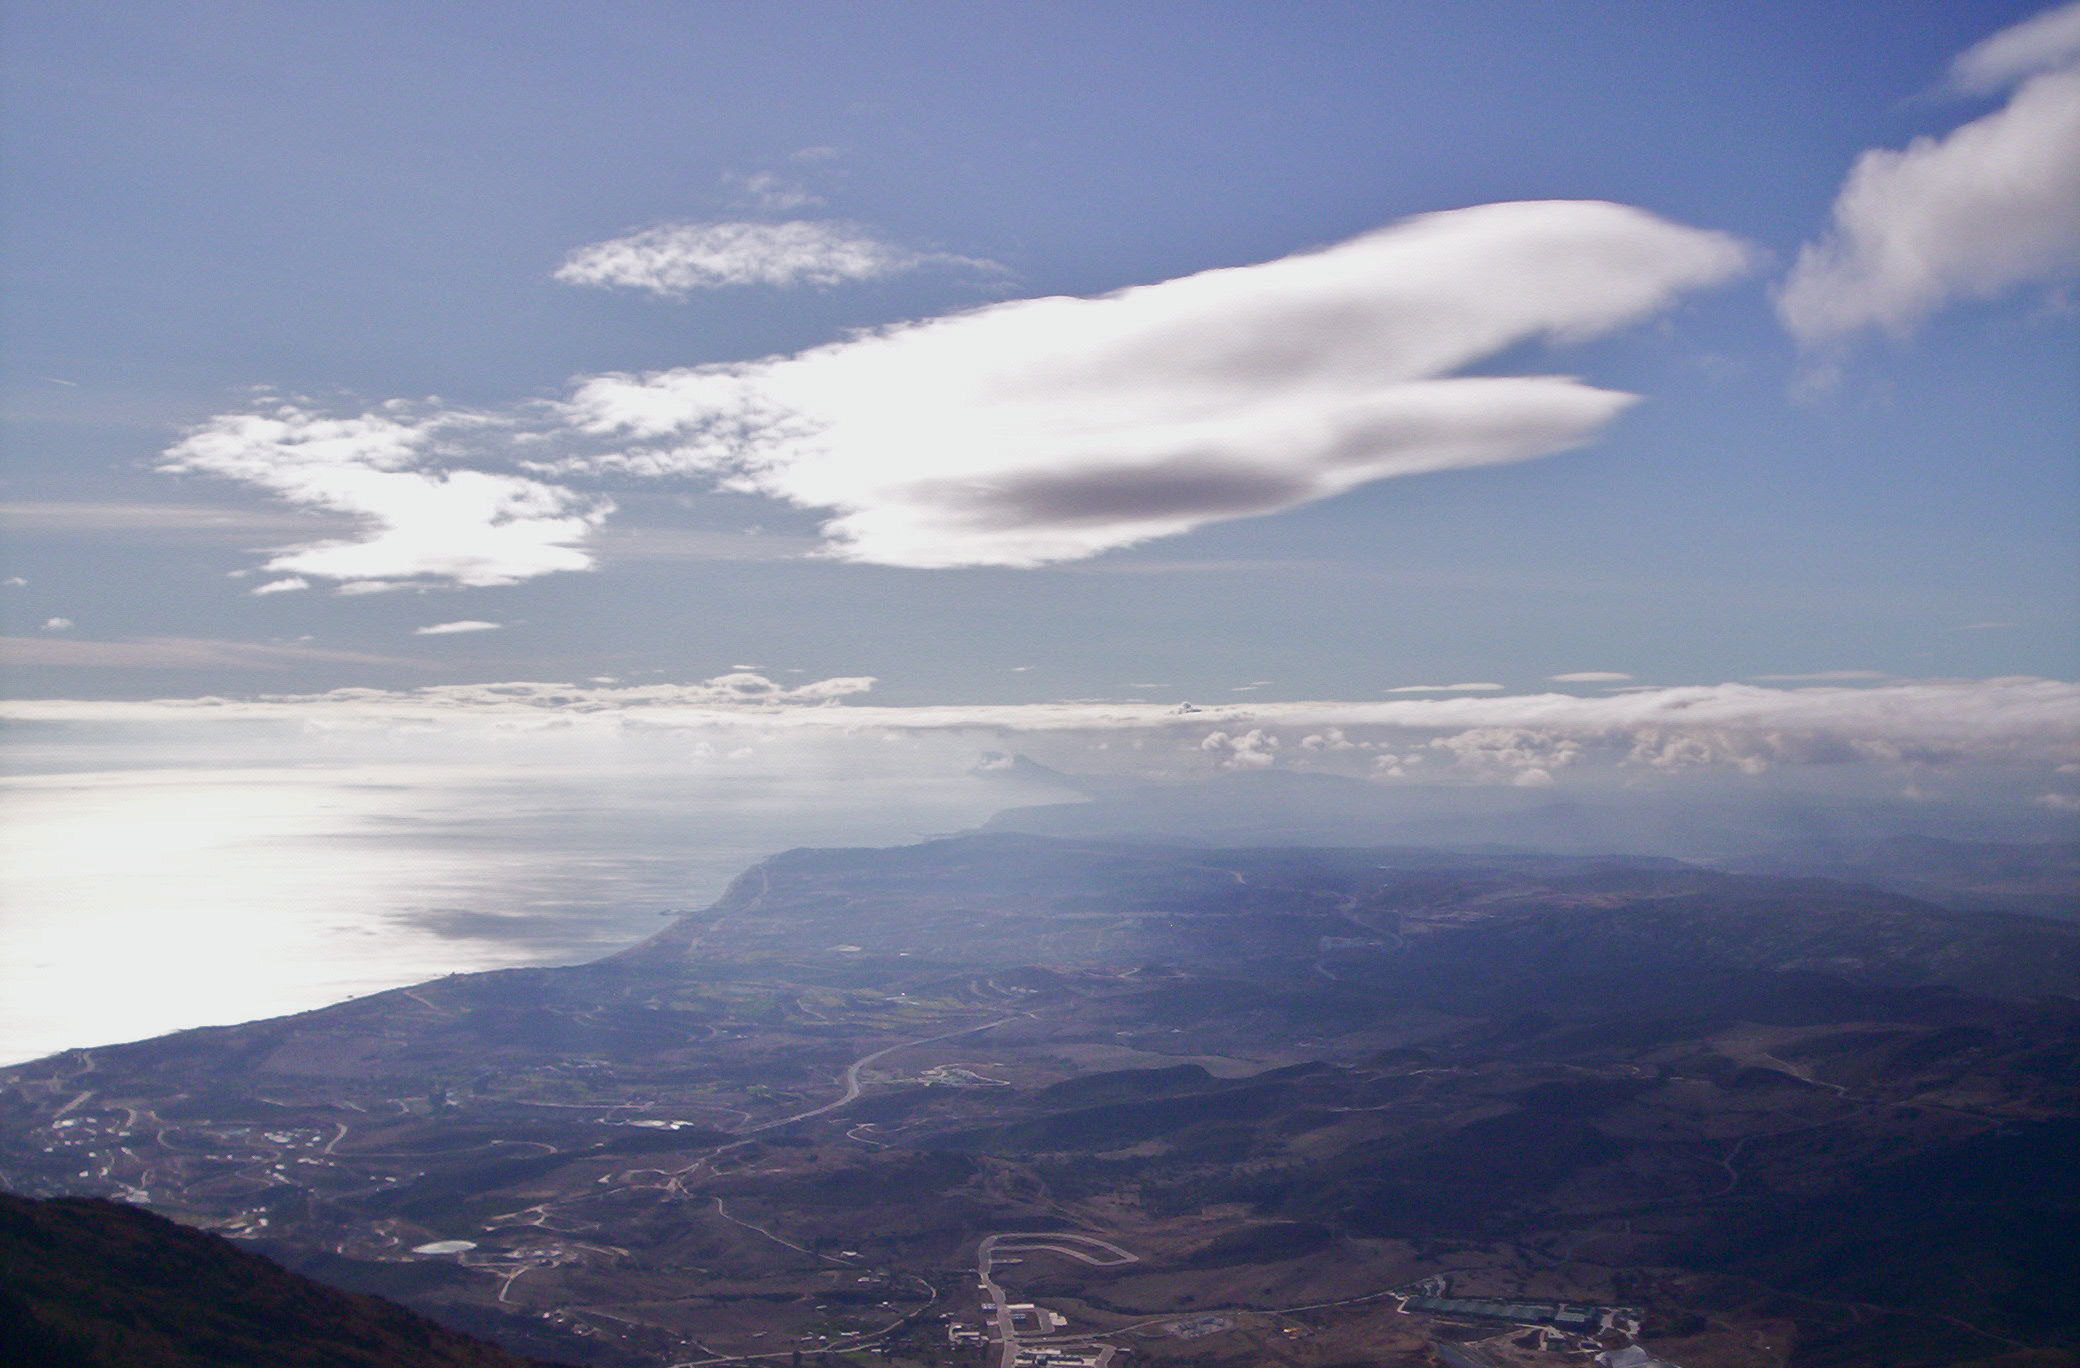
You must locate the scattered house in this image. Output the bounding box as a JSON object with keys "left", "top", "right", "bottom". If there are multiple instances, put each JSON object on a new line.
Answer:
{"left": 1402, "top": 1284, "right": 1637, "bottom": 1336}
{"left": 1005, "top": 1302, "right": 1065, "bottom": 1331}
{"left": 1166, "top": 1314, "right": 1232, "bottom": 1339}
{"left": 1011, "top": 1349, "right": 1107, "bottom": 1367}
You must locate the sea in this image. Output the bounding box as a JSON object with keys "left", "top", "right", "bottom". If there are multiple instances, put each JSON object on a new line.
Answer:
{"left": 0, "top": 723, "right": 1069, "bottom": 1064}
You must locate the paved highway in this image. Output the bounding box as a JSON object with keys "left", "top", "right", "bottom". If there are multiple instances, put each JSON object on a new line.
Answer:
{"left": 663, "top": 1011, "right": 1028, "bottom": 1197}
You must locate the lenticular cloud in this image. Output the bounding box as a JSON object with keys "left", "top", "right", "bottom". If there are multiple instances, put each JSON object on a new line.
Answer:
{"left": 564, "top": 200, "right": 1750, "bottom": 567}
{"left": 166, "top": 201, "right": 1748, "bottom": 581}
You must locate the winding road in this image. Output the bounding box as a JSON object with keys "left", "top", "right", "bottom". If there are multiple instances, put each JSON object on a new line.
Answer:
{"left": 977, "top": 1231, "right": 1140, "bottom": 1367}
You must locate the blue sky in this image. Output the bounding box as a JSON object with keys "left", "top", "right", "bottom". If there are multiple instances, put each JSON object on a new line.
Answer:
{"left": 2, "top": 0, "right": 2075, "bottom": 703}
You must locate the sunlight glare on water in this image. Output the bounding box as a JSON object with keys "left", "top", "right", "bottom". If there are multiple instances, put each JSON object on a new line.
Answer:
{"left": 0, "top": 729, "right": 1055, "bottom": 1064}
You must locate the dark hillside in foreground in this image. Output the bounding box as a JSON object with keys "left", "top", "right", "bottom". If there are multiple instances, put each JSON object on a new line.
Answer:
{"left": 0, "top": 1192, "right": 568, "bottom": 1368}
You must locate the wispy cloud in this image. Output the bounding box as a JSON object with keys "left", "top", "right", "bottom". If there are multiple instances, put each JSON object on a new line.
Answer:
{"left": 1779, "top": 5, "right": 2080, "bottom": 345}
{"left": 414, "top": 620, "right": 502, "bottom": 636}
{"left": 1950, "top": 0, "right": 2080, "bottom": 92}
{"left": 41, "top": 617, "right": 74, "bottom": 632}
{"left": 553, "top": 220, "right": 997, "bottom": 296}
{"left": 1, "top": 635, "right": 408, "bottom": 670}
{"left": 0, "top": 500, "right": 355, "bottom": 540}
{"left": 723, "top": 169, "right": 824, "bottom": 213}
{"left": 593, "top": 525, "right": 819, "bottom": 562}
{"left": 564, "top": 200, "right": 1749, "bottom": 567}
{"left": 1748, "top": 670, "right": 1891, "bottom": 682}
{"left": 1387, "top": 681, "right": 1506, "bottom": 693}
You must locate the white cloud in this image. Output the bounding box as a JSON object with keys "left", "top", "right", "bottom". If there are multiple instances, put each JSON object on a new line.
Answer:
{"left": 250, "top": 577, "right": 309, "bottom": 596}
{"left": 1549, "top": 671, "right": 1632, "bottom": 683}
{"left": 564, "top": 200, "right": 1749, "bottom": 567}
{"left": 41, "top": 617, "right": 73, "bottom": 631}
{"left": 1, "top": 577, "right": 26, "bottom": 587}
{"left": 1430, "top": 726, "right": 1583, "bottom": 786}
{"left": 159, "top": 404, "right": 610, "bottom": 591}
{"left": 724, "top": 170, "right": 823, "bottom": 213}
{"left": 1201, "top": 728, "right": 1280, "bottom": 769}
{"left": 272, "top": 671, "right": 875, "bottom": 712}
{"left": 169, "top": 200, "right": 1742, "bottom": 579}
{"left": 1951, "top": 1, "right": 2080, "bottom": 92}
{"left": 1386, "top": 681, "right": 1506, "bottom": 693}
{"left": 1778, "top": 21, "right": 2080, "bottom": 346}
{"left": 553, "top": 220, "right": 995, "bottom": 296}
{"left": 414, "top": 620, "right": 502, "bottom": 636}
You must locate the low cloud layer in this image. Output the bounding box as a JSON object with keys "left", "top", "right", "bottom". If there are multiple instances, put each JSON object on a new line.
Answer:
{"left": 1, "top": 635, "right": 408, "bottom": 670}
{"left": 1779, "top": 5, "right": 2080, "bottom": 345}
{"left": 564, "top": 200, "right": 1749, "bottom": 567}
{"left": 10, "top": 676, "right": 2073, "bottom": 783}
{"left": 553, "top": 220, "right": 996, "bottom": 296}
